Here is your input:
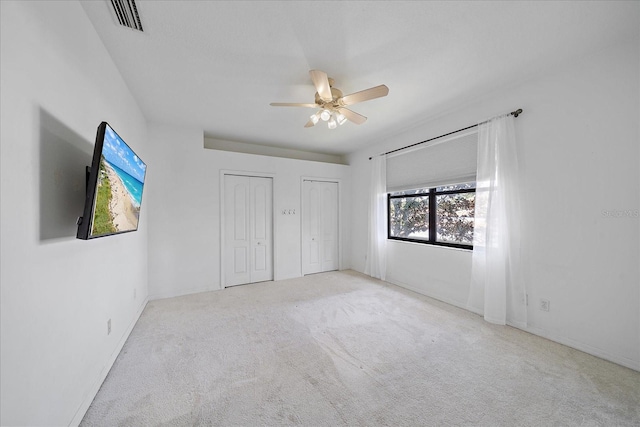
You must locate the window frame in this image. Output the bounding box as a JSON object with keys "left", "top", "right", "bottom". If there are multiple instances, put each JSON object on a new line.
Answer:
{"left": 387, "top": 185, "right": 476, "bottom": 250}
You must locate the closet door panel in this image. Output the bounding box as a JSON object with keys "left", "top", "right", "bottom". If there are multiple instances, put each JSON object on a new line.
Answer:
{"left": 303, "top": 180, "right": 338, "bottom": 275}
{"left": 224, "top": 175, "right": 273, "bottom": 286}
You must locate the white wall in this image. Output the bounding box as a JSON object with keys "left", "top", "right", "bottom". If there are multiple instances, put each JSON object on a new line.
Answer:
{"left": 0, "top": 2, "right": 149, "bottom": 425}
{"left": 147, "top": 125, "right": 351, "bottom": 299}
{"left": 349, "top": 40, "right": 640, "bottom": 371}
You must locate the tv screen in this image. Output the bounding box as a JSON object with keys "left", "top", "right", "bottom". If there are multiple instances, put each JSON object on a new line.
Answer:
{"left": 77, "top": 122, "right": 147, "bottom": 240}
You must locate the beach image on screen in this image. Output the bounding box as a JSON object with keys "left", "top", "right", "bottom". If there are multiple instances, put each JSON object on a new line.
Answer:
{"left": 91, "top": 125, "right": 146, "bottom": 236}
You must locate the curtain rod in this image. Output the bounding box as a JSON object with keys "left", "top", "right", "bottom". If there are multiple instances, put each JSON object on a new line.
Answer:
{"left": 369, "top": 108, "right": 523, "bottom": 160}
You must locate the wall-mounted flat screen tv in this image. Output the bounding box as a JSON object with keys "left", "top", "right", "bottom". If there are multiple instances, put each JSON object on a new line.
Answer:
{"left": 77, "top": 122, "right": 146, "bottom": 240}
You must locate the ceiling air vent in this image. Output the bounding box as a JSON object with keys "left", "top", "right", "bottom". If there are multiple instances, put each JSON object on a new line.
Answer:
{"left": 110, "top": 0, "right": 143, "bottom": 32}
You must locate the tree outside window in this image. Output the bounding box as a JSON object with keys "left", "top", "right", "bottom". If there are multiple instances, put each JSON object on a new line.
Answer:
{"left": 388, "top": 183, "right": 475, "bottom": 249}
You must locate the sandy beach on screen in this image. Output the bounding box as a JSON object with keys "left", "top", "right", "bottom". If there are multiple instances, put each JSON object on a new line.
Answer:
{"left": 105, "top": 163, "right": 139, "bottom": 232}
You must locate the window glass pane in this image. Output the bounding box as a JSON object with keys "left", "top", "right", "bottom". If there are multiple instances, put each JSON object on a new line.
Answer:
{"left": 389, "top": 188, "right": 429, "bottom": 197}
{"left": 436, "top": 182, "right": 476, "bottom": 192}
{"left": 389, "top": 196, "right": 429, "bottom": 240}
{"left": 436, "top": 192, "right": 475, "bottom": 244}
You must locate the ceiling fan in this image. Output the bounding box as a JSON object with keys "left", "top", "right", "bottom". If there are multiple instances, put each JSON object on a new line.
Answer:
{"left": 270, "top": 70, "right": 389, "bottom": 129}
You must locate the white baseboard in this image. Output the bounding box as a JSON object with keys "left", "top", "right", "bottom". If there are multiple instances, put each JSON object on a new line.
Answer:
{"left": 519, "top": 325, "right": 640, "bottom": 372}
{"left": 385, "top": 277, "right": 470, "bottom": 313}
{"left": 384, "top": 277, "right": 640, "bottom": 373}
{"left": 69, "top": 298, "right": 149, "bottom": 426}
{"left": 149, "top": 284, "right": 221, "bottom": 301}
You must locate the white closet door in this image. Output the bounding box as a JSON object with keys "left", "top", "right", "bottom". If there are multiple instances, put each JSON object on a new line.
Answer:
{"left": 321, "top": 182, "right": 339, "bottom": 271}
{"left": 302, "top": 180, "right": 338, "bottom": 275}
{"left": 303, "top": 181, "right": 322, "bottom": 275}
{"left": 224, "top": 175, "right": 273, "bottom": 287}
{"left": 250, "top": 177, "right": 273, "bottom": 283}
{"left": 224, "top": 175, "right": 251, "bottom": 286}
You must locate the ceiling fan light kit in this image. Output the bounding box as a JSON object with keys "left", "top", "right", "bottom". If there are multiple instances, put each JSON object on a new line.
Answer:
{"left": 271, "top": 70, "right": 389, "bottom": 129}
{"left": 328, "top": 116, "right": 337, "bottom": 129}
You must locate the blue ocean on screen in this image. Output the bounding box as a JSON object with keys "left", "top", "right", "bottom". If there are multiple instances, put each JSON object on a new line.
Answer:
{"left": 108, "top": 161, "right": 144, "bottom": 207}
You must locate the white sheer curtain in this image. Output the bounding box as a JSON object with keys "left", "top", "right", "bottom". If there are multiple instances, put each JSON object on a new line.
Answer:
{"left": 467, "top": 114, "right": 527, "bottom": 328}
{"left": 364, "top": 155, "right": 387, "bottom": 280}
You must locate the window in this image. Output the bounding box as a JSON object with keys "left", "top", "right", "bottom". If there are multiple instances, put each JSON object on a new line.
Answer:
{"left": 388, "top": 182, "right": 475, "bottom": 249}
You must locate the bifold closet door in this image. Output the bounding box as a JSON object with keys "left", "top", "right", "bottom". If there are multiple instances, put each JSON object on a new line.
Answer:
{"left": 223, "top": 175, "right": 273, "bottom": 287}
{"left": 302, "top": 180, "right": 338, "bottom": 275}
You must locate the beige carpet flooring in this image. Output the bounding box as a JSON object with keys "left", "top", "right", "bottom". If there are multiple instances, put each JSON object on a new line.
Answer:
{"left": 81, "top": 270, "right": 640, "bottom": 426}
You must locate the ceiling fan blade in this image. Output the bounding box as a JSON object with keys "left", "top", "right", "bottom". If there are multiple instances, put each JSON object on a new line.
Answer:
{"left": 304, "top": 119, "right": 316, "bottom": 128}
{"left": 341, "top": 85, "right": 389, "bottom": 106}
{"left": 338, "top": 107, "right": 367, "bottom": 125}
{"left": 309, "top": 70, "right": 333, "bottom": 102}
{"left": 270, "top": 102, "right": 319, "bottom": 108}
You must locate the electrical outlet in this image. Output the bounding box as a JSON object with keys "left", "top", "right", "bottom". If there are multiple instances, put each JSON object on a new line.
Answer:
{"left": 107, "top": 318, "right": 111, "bottom": 335}
{"left": 540, "top": 299, "right": 550, "bottom": 312}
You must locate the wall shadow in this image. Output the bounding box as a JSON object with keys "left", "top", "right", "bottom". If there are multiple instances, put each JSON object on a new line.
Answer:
{"left": 39, "top": 108, "right": 93, "bottom": 242}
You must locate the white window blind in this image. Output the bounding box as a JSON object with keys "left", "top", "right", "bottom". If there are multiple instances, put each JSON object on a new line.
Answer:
{"left": 386, "top": 130, "right": 478, "bottom": 192}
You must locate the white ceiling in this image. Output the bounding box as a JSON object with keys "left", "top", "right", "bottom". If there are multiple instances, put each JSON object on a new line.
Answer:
{"left": 81, "top": 1, "right": 638, "bottom": 155}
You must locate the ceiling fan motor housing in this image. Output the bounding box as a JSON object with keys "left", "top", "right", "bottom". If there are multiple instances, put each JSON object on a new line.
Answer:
{"left": 315, "top": 81, "right": 344, "bottom": 110}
